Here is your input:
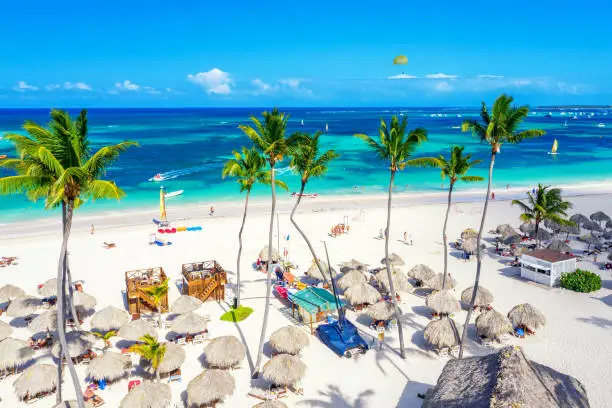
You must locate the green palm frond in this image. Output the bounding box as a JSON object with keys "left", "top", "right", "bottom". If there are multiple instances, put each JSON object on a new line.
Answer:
{"left": 83, "top": 141, "right": 139, "bottom": 178}
{"left": 289, "top": 131, "right": 338, "bottom": 183}
{"left": 93, "top": 330, "right": 117, "bottom": 341}
{"left": 239, "top": 108, "right": 290, "bottom": 165}
{"left": 436, "top": 146, "right": 483, "bottom": 185}
{"left": 130, "top": 334, "right": 166, "bottom": 370}
{"left": 511, "top": 184, "right": 573, "bottom": 231}
{"left": 222, "top": 146, "right": 270, "bottom": 193}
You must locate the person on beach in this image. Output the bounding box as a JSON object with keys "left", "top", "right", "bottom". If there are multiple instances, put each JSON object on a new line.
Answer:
{"left": 90, "top": 224, "right": 94, "bottom": 235}
{"left": 377, "top": 229, "right": 383, "bottom": 239}
{"left": 209, "top": 206, "right": 215, "bottom": 216}
{"left": 506, "top": 184, "right": 510, "bottom": 190}
{"left": 491, "top": 192, "right": 495, "bottom": 200}
{"left": 403, "top": 231, "right": 407, "bottom": 243}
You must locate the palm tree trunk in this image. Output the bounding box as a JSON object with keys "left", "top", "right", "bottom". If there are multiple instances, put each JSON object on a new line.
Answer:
{"left": 236, "top": 191, "right": 251, "bottom": 307}
{"left": 56, "top": 200, "right": 86, "bottom": 408}
{"left": 158, "top": 307, "right": 163, "bottom": 331}
{"left": 155, "top": 367, "right": 160, "bottom": 382}
{"left": 385, "top": 171, "right": 406, "bottom": 359}
{"left": 458, "top": 152, "right": 496, "bottom": 359}
{"left": 253, "top": 163, "right": 276, "bottom": 377}
{"left": 442, "top": 181, "right": 455, "bottom": 290}
{"left": 66, "top": 263, "right": 81, "bottom": 331}
{"left": 290, "top": 181, "right": 329, "bottom": 285}
{"left": 535, "top": 220, "right": 540, "bottom": 248}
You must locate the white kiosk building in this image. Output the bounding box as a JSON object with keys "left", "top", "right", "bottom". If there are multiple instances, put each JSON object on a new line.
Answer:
{"left": 520, "top": 249, "right": 576, "bottom": 287}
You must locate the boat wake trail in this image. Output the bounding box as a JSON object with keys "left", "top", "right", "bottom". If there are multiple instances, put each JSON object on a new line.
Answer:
{"left": 149, "top": 164, "right": 215, "bottom": 182}
{"left": 274, "top": 166, "right": 294, "bottom": 176}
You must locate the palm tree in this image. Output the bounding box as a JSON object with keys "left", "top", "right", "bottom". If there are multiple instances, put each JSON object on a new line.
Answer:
{"left": 288, "top": 131, "right": 339, "bottom": 282}
{"left": 512, "top": 184, "right": 574, "bottom": 248}
{"left": 437, "top": 146, "right": 483, "bottom": 289}
{"left": 92, "top": 330, "right": 117, "bottom": 350}
{"left": 130, "top": 334, "right": 166, "bottom": 382}
{"left": 238, "top": 108, "right": 290, "bottom": 377}
{"left": 355, "top": 115, "right": 437, "bottom": 359}
{"left": 459, "top": 94, "right": 545, "bottom": 358}
{"left": 141, "top": 279, "right": 169, "bottom": 329}
{"left": 0, "top": 109, "right": 137, "bottom": 406}
{"left": 222, "top": 147, "right": 286, "bottom": 308}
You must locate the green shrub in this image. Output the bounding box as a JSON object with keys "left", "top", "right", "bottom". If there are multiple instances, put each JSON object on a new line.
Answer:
{"left": 559, "top": 269, "right": 601, "bottom": 293}
{"left": 220, "top": 305, "right": 254, "bottom": 322}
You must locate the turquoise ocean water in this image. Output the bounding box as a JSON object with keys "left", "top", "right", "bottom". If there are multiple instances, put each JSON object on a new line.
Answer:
{"left": 1, "top": 107, "right": 611, "bottom": 223}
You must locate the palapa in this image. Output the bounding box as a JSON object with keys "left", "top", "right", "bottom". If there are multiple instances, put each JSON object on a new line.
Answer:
{"left": 91, "top": 306, "right": 129, "bottom": 333}
{"left": 424, "top": 317, "right": 461, "bottom": 349}
{"left": 375, "top": 270, "right": 414, "bottom": 293}
{"left": 507, "top": 303, "right": 546, "bottom": 331}
{"left": 187, "top": 369, "right": 235, "bottom": 408}
{"left": 6, "top": 295, "right": 41, "bottom": 317}
{"left": 259, "top": 246, "right": 280, "bottom": 263}
{"left": 344, "top": 283, "right": 381, "bottom": 306}
{"left": 337, "top": 269, "right": 367, "bottom": 290}
{"left": 367, "top": 301, "right": 398, "bottom": 321}
{"left": 582, "top": 220, "right": 602, "bottom": 232}
{"left": 170, "top": 295, "right": 203, "bottom": 314}
{"left": 548, "top": 240, "right": 572, "bottom": 253}
{"left": 269, "top": 326, "right": 309, "bottom": 355}
{"left": 118, "top": 319, "right": 157, "bottom": 341}
{"left": 502, "top": 233, "right": 522, "bottom": 245}
{"left": 340, "top": 259, "right": 368, "bottom": 272}
{"left": 381, "top": 252, "right": 405, "bottom": 266}
{"left": 73, "top": 291, "right": 97, "bottom": 310}
{"left": 462, "top": 228, "right": 478, "bottom": 239}
{"left": 407, "top": 264, "right": 436, "bottom": 282}
{"left": 39, "top": 278, "right": 57, "bottom": 298}
{"left": 119, "top": 382, "right": 171, "bottom": 408}
{"left": 519, "top": 223, "right": 536, "bottom": 234}
{"left": 603, "top": 230, "right": 612, "bottom": 240}
{"left": 569, "top": 213, "right": 589, "bottom": 226}
{"left": 0, "top": 284, "right": 25, "bottom": 302}
{"left": 262, "top": 354, "right": 307, "bottom": 387}
{"left": 494, "top": 224, "right": 515, "bottom": 235}
{"left": 590, "top": 211, "right": 610, "bottom": 223}
{"left": 461, "top": 238, "right": 484, "bottom": 255}
{"left": 51, "top": 331, "right": 95, "bottom": 358}
{"left": 460, "top": 286, "right": 494, "bottom": 308}
{"left": 54, "top": 401, "right": 94, "bottom": 408}
{"left": 423, "top": 346, "right": 590, "bottom": 408}
{"left": 426, "top": 290, "right": 460, "bottom": 315}
{"left": 13, "top": 364, "right": 57, "bottom": 401}
{"left": 534, "top": 229, "right": 553, "bottom": 241}
{"left": 203, "top": 335, "right": 245, "bottom": 368}
{"left": 475, "top": 309, "right": 513, "bottom": 341}
{"left": 143, "top": 342, "right": 184, "bottom": 374}
{"left": 0, "top": 320, "right": 13, "bottom": 341}
{"left": 86, "top": 351, "right": 131, "bottom": 382}
{"left": 0, "top": 338, "right": 35, "bottom": 370}
{"left": 169, "top": 311, "right": 207, "bottom": 334}
{"left": 29, "top": 310, "right": 58, "bottom": 332}
{"left": 305, "top": 260, "right": 338, "bottom": 280}
{"left": 425, "top": 274, "right": 457, "bottom": 291}
{"left": 254, "top": 401, "right": 288, "bottom": 408}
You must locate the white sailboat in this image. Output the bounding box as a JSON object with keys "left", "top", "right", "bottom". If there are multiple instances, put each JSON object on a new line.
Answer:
{"left": 547, "top": 139, "right": 559, "bottom": 155}
{"left": 164, "top": 190, "right": 184, "bottom": 198}
{"left": 325, "top": 122, "right": 329, "bottom": 132}
{"left": 562, "top": 119, "right": 568, "bottom": 128}
{"left": 597, "top": 123, "right": 606, "bottom": 128}
{"left": 301, "top": 119, "right": 304, "bottom": 126}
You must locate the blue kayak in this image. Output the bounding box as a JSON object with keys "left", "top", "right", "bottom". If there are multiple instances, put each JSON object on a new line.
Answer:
{"left": 316, "top": 317, "right": 369, "bottom": 358}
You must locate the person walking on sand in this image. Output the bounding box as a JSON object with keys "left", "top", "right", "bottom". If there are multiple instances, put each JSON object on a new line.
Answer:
{"left": 403, "top": 231, "right": 407, "bottom": 243}
{"left": 377, "top": 229, "right": 383, "bottom": 240}
{"left": 90, "top": 224, "right": 94, "bottom": 235}
{"left": 209, "top": 205, "right": 215, "bottom": 216}
{"left": 377, "top": 326, "right": 385, "bottom": 350}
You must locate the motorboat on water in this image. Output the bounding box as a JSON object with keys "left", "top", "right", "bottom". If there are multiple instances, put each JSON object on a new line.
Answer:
{"left": 597, "top": 123, "right": 606, "bottom": 128}
{"left": 165, "top": 190, "right": 184, "bottom": 198}
{"left": 291, "top": 192, "right": 318, "bottom": 198}
{"left": 150, "top": 173, "right": 165, "bottom": 182}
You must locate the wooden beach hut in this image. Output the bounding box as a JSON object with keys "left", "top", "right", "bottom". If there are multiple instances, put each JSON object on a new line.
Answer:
{"left": 288, "top": 287, "right": 343, "bottom": 333}
{"left": 125, "top": 267, "right": 169, "bottom": 318}
{"left": 181, "top": 261, "right": 227, "bottom": 303}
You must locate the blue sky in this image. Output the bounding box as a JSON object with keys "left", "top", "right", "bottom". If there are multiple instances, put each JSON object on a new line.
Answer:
{"left": 1, "top": 0, "right": 610, "bottom": 107}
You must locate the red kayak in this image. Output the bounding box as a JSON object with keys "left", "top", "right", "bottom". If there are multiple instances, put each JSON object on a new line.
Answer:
{"left": 291, "top": 192, "right": 318, "bottom": 198}
{"left": 274, "top": 285, "right": 289, "bottom": 299}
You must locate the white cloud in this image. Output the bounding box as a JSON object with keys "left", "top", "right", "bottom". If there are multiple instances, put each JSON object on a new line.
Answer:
{"left": 434, "top": 81, "right": 453, "bottom": 92}
{"left": 45, "top": 84, "right": 61, "bottom": 91}
{"left": 187, "top": 68, "right": 232, "bottom": 95}
{"left": 279, "top": 79, "right": 301, "bottom": 89}
{"left": 556, "top": 81, "right": 584, "bottom": 95}
{"left": 143, "top": 86, "right": 161, "bottom": 95}
{"left": 115, "top": 80, "right": 140, "bottom": 91}
{"left": 13, "top": 81, "right": 38, "bottom": 92}
{"left": 64, "top": 82, "right": 92, "bottom": 91}
{"left": 388, "top": 74, "right": 418, "bottom": 80}
{"left": 251, "top": 79, "right": 278, "bottom": 95}
{"left": 477, "top": 74, "right": 504, "bottom": 79}
{"left": 425, "top": 73, "right": 459, "bottom": 79}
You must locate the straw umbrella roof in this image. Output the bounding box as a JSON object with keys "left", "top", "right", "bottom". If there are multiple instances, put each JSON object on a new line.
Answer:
{"left": 424, "top": 317, "right": 461, "bottom": 349}
{"left": 143, "top": 342, "right": 184, "bottom": 374}
{"left": 344, "top": 283, "right": 381, "bottom": 306}
{"left": 170, "top": 295, "right": 203, "bottom": 314}
{"left": 590, "top": 211, "right": 610, "bottom": 223}
{"left": 91, "top": 306, "right": 129, "bottom": 333}
{"left": 73, "top": 291, "right": 97, "bottom": 310}
{"left": 570, "top": 213, "right": 589, "bottom": 225}
{"left": 0, "top": 338, "right": 35, "bottom": 370}
{"left": 0, "top": 320, "right": 13, "bottom": 341}
{"left": 519, "top": 223, "right": 535, "bottom": 234}
{"left": 425, "top": 274, "right": 457, "bottom": 291}
{"left": 119, "top": 382, "right": 171, "bottom": 408}
{"left": 203, "top": 335, "right": 245, "bottom": 368}
{"left": 534, "top": 229, "right": 553, "bottom": 241}
{"left": 305, "top": 260, "right": 338, "bottom": 280}
{"left": 367, "top": 301, "right": 398, "bottom": 321}
{"left": 0, "top": 284, "right": 25, "bottom": 303}
{"left": 337, "top": 269, "right": 367, "bottom": 290}
{"left": 29, "top": 310, "right": 58, "bottom": 332}
{"left": 422, "top": 346, "right": 590, "bottom": 408}
{"left": 187, "top": 369, "right": 235, "bottom": 408}
{"left": 13, "top": 364, "right": 58, "bottom": 401}
{"left": 460, "top": 286, "right": 494, "bottom": 307}
{"left": 269, "top": 326, "right": 309, "bottom": 355}
{"left": 560, "top": 223, "right": 580, "bottom": 235}
{"left": 582, "top": 220, "right": 602, "bottom": 232}
{"left": 407, "top": 264, "right": 436, "bottom": 282}
{"left": 6, "top": 295, "right": 41, "bottom": 317}
{"left": 86, "top": 351, "right": 131, "bottom": 382}
{"left": 381, "top": 252, "right": 405, "bottom": 266}
{"left": 548, "top": 240, "right": 572, "bottom": 252}
{"left": 507, "top": 303, "right": 546, "bottom": 330}
{"left": 502, "top": 233, "right": 522, "bottom": 245}
{"left": 254, "top": 401, "right": 288, "bottom": 408}
{"left": 607, "top": 219, "right": 612, "bottom": 230}
{"left": 340, "top": 259, "right": 368, "bottom": 272}
{"left": 461, "top": 238, "right": 485, "bottom": 254}
{"left": 580, "top": 234, "right": 600, "bottom": 245}
{"left": 259, "top": 246, "right": 280, "bottom": 262}
{"left": 375, "top": 270, "right": 414, "bottom": 293}
{"left": 118, "top": 319, "right": 157, "bottom": 341}
{"left": 169, "top": 312, "right": 207, "bottom": 335}
{"left": 544, "top": 219, "right": 562, "bottom": 232}
{"left": 262, "top": 354, "right": 307, "bottom": 387}
{"left": 475, "top": 310, "right": 513, "bottom": 341}
{"left": 462, "top": 228, "right": 478, "bottom": 239}
{"left": 39, "top": 278, "right": 57, "bottom": 298}
{"left": 603, "top": 230, "right": 612, "bottom": 240}
{"left": 426, "top": 291, "right": 460, "bottom": 315}
{"left": 54, "top": 401, "right": 94, "bottom": 408}
{"left": 51, "top": 331, "right": 95, "bottom": 358}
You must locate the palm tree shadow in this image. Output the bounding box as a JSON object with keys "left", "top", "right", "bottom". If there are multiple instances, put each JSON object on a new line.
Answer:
{"left": 218, "top": 302, "right": 255, "bottom": 375}
{"left": 298, "top": 384, "right": 375, "bottom": 408}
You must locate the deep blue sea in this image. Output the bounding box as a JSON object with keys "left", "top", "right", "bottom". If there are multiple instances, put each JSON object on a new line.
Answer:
{"left": 1, "top": 107, "right": 611, "bottom": 222}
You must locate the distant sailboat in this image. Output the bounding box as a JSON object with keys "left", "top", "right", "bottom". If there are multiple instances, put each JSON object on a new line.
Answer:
{"left": 548, "top": 139, "right": 559, "bottom": 155}
{"left": 597, "top": 123, "right": 606, "bottom": 128}
{"left": 325, "top": 122, "right": 329, "bottom": 132}
{"left": 562, "top": 119, "right": 568, "bottom": 128}
{"left": 301, "top": 119, "right": 304, "bottom": 126}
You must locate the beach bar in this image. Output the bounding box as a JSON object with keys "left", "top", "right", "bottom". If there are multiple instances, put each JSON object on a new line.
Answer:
{"left": 181, "top": 261, "right": 227, "bottom": 302}
{"left": 125, "top": 267, "right": 169, "bottom": 318}
{"left": 289, "top": 287, "right": 343, "bottom": 334}
{"left": 520, "top": 249, "right": 576, "bottom": 287}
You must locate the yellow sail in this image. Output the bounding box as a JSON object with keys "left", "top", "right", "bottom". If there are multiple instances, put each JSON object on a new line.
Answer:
{"left": 160, "top": 186, "right": 167, "bottom": 221}
{"left": 551, "top": 139, "right": 558, "bottom": 154}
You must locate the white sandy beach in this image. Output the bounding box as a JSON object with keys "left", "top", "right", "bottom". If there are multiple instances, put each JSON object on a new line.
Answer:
{"left": 1, "top": 188, "right": 611, "bottom": 407}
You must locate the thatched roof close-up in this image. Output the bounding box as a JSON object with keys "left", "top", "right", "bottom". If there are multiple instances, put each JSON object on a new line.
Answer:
{"left": 0, "top": 284, "right": 25, "bottom": 303}
{"left": 6, "top": 295, "right": 41, "bottom": 318}
{"left": 375, "top": 270, "right": 414, "bottom": 293}
{"left": 187, "top": 369, "right": 235, "bottom": 408}
{"left": 337, "top": 269, "right": 367, "bottom": 290}
{"left": 73, "top": 291, "right": 97, "bottom": 310}
{"left": 13, "top": 364, "right": 58, "bottom": 401}
{"left": 502, "top": 233, "right": 522, "bottom": 245}
{"left": 381, "top": 252, "right": 405, "bottom": 266}
{"left": 424, "top": 317, "right": 461, "bottom": 349}
{"left": 119, "top": 381, "right": 172, "bottom": 408}
{"left": 423, "top": 346, "right": 590, "bottom": 408}
{"left": 590, "top": 211, "right": 610, "bottom": 223}
{"left": 118, "top": 319, "right": 157, "bottom": 342}
{"left": 262, "top": 354, "right": 307, "bottom": 387}
{"left": 569, "top": 213, "right": 589, "bottom": 226}
{"left": 86, "top": 351, "right": 131, "bottom": 382}
{"left": 305, "top": 260, "right": 338, "bottom": 281}
{"left": 28, "top": 310, "right": 58, "bottom": 332}
{"left": 203, "top": 336, "right": 245, "bottom": 369}
{"left": 170, "top": 295, "right": 203, "bottom": 314}
{"left": 407, "top": 264, "right": 436, "bottom": 282}
{"left": 475, "top": 310, "right": 513, "bottom": 341}
{"left": 462, "top": 228, "right": 479, "bottom": 239}
{"left": 91, "top": 306, "right": 129, "bottom": 333}
{"left": 51, "top": 331, "right": 95, "bottom": 358}
{"left": 426, "top": 290, "right": 461, "bottom": 315}
{"left": 0, "top": 320, "right": 13, "bottom": 341}
{"left": 169, "top": 311, "right": 207, "bottom": 335}
{"left": 344, "top": 283, "right": 381, "bottom": 306}
{"left": 367, "top": 301, "right": 398, "bottom": 321}
{"left": 254, "top": 401, "right": 289, "bottom": 408}
{"left": 340, "top": 259, "right": 368, "bottom": 272}
{"left": 425, "top": 274, "right": 457, "bottom": 291}
{"left": 269, "top": 326, "right": 309, "bottom": 355}
{"left": 520, "top": 223, "right": 536, "bottom": 234}
{"left": 460, "top": 286, "right": 494, "bottom": 308}
{"left": 39, "top": 278, "right": 57, "bottom": 298}
{"left": 54, "top": 400, "right": 94, "bottom": 408}
{"left": 548, "top": 240, "right": 572, "bottom": 253}
{"left": 0, "top": 337, "right": 35, "bottom": 370}
{"left": 507, "top": 303, "right": 547, "bottom": 331}
{"left": 143, "top": 342, "right": 185, "bottom": 375}
{"left": 259, "top": 246, "right": 280, "bottom": 262}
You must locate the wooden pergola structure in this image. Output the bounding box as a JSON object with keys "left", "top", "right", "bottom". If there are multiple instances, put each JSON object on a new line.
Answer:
{"left": 125, "top": 267, "right": 168, "bottom": 317}
{"left": 181, "top": 261, "right": 226, "bottom": 302}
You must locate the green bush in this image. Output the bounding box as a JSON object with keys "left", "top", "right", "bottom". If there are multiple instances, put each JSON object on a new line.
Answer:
{"left": 559, "top": 269, "right": 602, "bottom": 293}
{"left": 220, "top": 305, "right": 254, "bottom": 322}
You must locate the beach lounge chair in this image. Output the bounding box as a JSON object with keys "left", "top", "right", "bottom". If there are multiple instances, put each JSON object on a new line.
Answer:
{"left": 192, "top": 334, "right": 206, "bottom": 344}
{"left": 168, "top": 368, "right": 182, "bottom": 383}
{"left": 128, "top": 380, "right": 141, "bottom": 391}
{"left": 102, "top": 242, "right": 116, "bottom": 249}
{"left": 175, "top": 337, "right": 187, "bottom": 346}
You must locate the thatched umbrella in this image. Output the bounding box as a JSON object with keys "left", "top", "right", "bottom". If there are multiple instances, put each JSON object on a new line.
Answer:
{"left": 269, "top": 326, "right": 309, "bottom": 355}
{"left": 534, "top": 228, "right": 553, "bottom": 241}
{"left": 187, "top": 369, "right": 235, "bottom": 408}
{"left": 582, "top": 220, "right": 602, "bottom": 232}
{"left": 73, "top": 291, "right": 97, "bottom": 311}
{"left": 170, "top": 311, "right": 207, "bottom": 335}
{"left": 337, "top": 270, "right": 367, "bottom": 290}
{"left": 340, "top": 259, "right": 368, "bottom": 272}
{"left": 262, "top": 354, "right": 307, "bottom": 387}
{"left": 39, "top": 278, "right": 57, "bottom": 298}
{"left": 461, "top": 228, "right": 478, "bottom": 239}
{"left": 143, "top": 343, "right": 184, "bottom": 375}
{"left": 203, "top": 336, "right": 245, "bottom": 368}
{"left": 170, "top": 295, "right": 203, "bottom": 314}
{"left": 54, "top": 401, "right": 94, "bottom": 408}
{"left": 51, "top": 331, "right": 95, "bottom": 358}
{"left": 367, "top": 301, "right": 398, "bottom": 321}
{"left": 0, "top": 284, "right": 25, "bottom": 303}
{"left": 91, "top": 306, "right": 129, "bottom": 333}
{"left": 423, "top": 317, "right": 461, "bottom": 350}
{"left": 259, "top": 246, "right": 280, "bottom": 262}
{"left": 119, "top": 382, "right": 171, "bottom": 408}
{"left": 254, "top": 401, "right": 288, "bottom": 408}
{"left": 422, "top": 346, "right": 590, "bottom": 408}
{"left": 344, "top": 283, "right": 381, "bottom": 306}
{"left": 507, "top": 303, "right": 546, "bottom": 331}
{"left": 502, "top": 233, "right": 522, "bottom": 245}
{"left": 381, "top": 252, "right": 405, "bottom": 266}
{"left": 305, "top": 260, "right": 338, "bottom": 280}
{"left": 0, "top": 338, "right": 35, "bottom": 370}
{"left": 590, "top": 211, "right": 610, "bottom": 224}
{"left": 603, "top": 230, "right": 612, "bottom": 240}
{"left": 29, "top": 310, "right": 58, "bottom": 332}
{"left": 13, "top": 364, "right": 58, "bottom": 401}
{"left": 86, "top": 351, "right": 131, "bottom": 382}
{"left": 460, "top": 286, "right": 494, "bottom": 308}
{"left": 544, "top": 219, "right": 562, "bottom": 233}
{"left": 424, "top": 274, "right": 457, "bottom": 291}
{"left": 0, "top": 320, "right": 13, "bottom": 341}
{"left": 375, "top": 270, "right": 414, "bottom": 293}
{"left": 6, "top": 295, "right": 41, "bottom": 318}
{"left": 118, "top": 319, "right": 157, "bottom": 341}
{"left": 519, "top": 223, "right": 535, "bottom": 234}
{"left": 407, "top": 264, "right": 436, "bottom": 283}
{"left": 580, "top": 234, "right": 600, "bottom": 250}
{"left": 570, "top": 213, "right": 589, "bottom": 225}
{"left": 461, "top": 238, "right": 485, "bottom": 255}
{"left": 475, "top": 309, "right": 513, "bottom": 341}
{"left": 496, "top": 224, "right": 516, "bottom": 235}
{"left": 548, "top": 240, "right": 571, "bottom": 252}
{"left": 426, "top": 291, "right": 460, "bottom": 315}
{"left": 560, "top": 223, "right": 580, "bottom": 236}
